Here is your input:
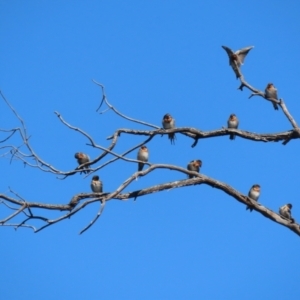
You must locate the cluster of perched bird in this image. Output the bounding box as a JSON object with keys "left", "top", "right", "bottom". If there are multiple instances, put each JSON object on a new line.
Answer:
{"left": 247, "top": 184, "right": 294, "bottom": 222}
{"left": 222, "top": 45, "right": 279, "bottom": 110}
{"left": 74, "top": 152, "right": 103, "bottom": 194}
{"left": 221, "top": 45, "right": 293, "bottom": 222}
{"left": 73, "top": 45, "right": 293, "bottom": 224}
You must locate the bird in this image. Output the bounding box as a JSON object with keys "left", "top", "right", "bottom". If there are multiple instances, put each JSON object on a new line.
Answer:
{"left": 187, "top": 160, "right": 202, "bottom": 178}
{"left": 227, "top": 114, "right": 239, "bottom": 140}
{"left": 222, "top": 45, "right": 254, "bottom": 78}
{"left": 74, "top": 152, "right": 90, "bottom": 174}
{"left": 265, "top": 83, "right": 279, "bottom": 110}
{"left": 246, "top": 184, "right": 260, "bottom": 212}
{"left": 137, "top": 145, "right": 149, "bottom": 171}
{"left": 162, "top": 113, "right": 176, "bottom": 144}
{"left": 279, "top": 204, "right": 294, "bottom": 222}
{"left": 91, "top": 175, "right": 103, "bottom": 193}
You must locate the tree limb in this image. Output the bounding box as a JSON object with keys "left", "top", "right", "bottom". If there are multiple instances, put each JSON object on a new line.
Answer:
{"left": 1, "top": 46, "right": 300, "bottom": 237}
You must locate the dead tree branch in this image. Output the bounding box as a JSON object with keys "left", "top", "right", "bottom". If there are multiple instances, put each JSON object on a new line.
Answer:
{"left": 1, "top": 45, "right": 300, "bottom": 236}
{"left": 1, "top": 165, "right": 299, "bottom": 235}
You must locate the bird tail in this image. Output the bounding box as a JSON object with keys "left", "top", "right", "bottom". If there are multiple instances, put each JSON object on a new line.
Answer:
{"left": 273, "top": 103, "right": 279, "bottom": 110}
{"left": 138, "top": 163, "right": 144, "bottom": 172}
{"left": 82, "top": 167, "right": 91, "bottom": 174}
{"left": 246, "top": 206, "right": 253, "bottom": 212}
{"left": 229, "top": 134, "right": 235, "bottom": 140}
{"left": 233, "top": 65, "right": 242, "bottom": 79}
{"left": 169, "top": 133, "right": 176, "bottom": 145}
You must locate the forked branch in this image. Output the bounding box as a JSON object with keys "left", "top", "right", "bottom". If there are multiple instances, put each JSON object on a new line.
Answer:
{"left": 0, "top": 45, "right": 299, "bottom": 236}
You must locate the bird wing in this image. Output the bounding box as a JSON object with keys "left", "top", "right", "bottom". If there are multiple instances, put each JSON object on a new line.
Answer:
{"left": 235, "top": 46, "right": 254, "bottom": 65}
{"left": 222, "top": 46, "right": 234, "bottom": 65}
{"left": 270, "top": 88, "right": 278, "bottom": 99}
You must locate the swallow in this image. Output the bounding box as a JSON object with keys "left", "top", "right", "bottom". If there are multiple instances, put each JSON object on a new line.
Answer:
{"left": 246, "top": 184, "right": 260, "bottom": 212}
{"left": 91, "top": 175, "right": 103, "bottom": 193}
{"left": 222, "top": 45, "right": 254, "bottom": 78}
{"left": 137, "top": 145, "right": 149, "bottom": 171}
{"left": 227, "top": 114, "right": 239, "bottom": 140}
{"left": 74, "top": 152, "right": 90, "bottom": 174}
{"left": 265, "top": 83, "right": 279, "bottom": 110}
{"left": 279, "top": 203, "right": 294, "bottom": 222}
{"left": 187, "top": 160, "right": 202, "bottom": 178}
{"left": 162, "top": 113, "right": 176, "bottom": 144}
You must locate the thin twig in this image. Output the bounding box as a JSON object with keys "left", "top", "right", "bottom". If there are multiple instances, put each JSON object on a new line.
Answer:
{"left": 79, "top": 200, "right": 106, "bottom": 234}
{"left": 93, "top": 80, "right": 160, "bottom": 129}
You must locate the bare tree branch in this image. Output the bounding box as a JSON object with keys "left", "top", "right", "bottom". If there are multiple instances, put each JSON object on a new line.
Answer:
{"left": 1, "top": 46, "right": 300, "bottom": 237}
{"left": 236, "top": 66, "right": 298, "bottom": 130}
{"left": 1, "top": 164, "right": 299, "bottom": 235}
{"left": 93, "top": 80, "right": 160, "bottom": 129}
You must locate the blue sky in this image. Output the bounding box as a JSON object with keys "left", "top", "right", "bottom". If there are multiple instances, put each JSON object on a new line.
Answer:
{"left": 1, "top": 1, "right": 300, "bottom": 299}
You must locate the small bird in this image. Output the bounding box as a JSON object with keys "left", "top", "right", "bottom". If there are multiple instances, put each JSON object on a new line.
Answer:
{"left": 279, "top": 204, "right": 294, "bottom": 222}
{"left": 162, "top": 113, "right": 176, "bottom": 144}
{"left": 137, "top": 145, "right": 149, "bottom": 171}
{"left": 265, "top": 83, "right": 279, "bottom": 110}
{"left": 187, "top": 160, "right": 202, "bottom": 178}
{"left": 246, "top": 184, "right": 260, "bottom": 212}
{"left": 91, "top": 175, "right": 103, "bottom": 193}
{"left": 227, "top": 114, "right": 239, "bottom": 140}
{"left": 222, "top": 45, "right": 254, "bottom": 78}
{"left": 74, "top": 152, "right": 90, "bottom": 174}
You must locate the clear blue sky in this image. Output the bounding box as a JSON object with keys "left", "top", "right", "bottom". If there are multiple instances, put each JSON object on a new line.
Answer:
{"left": 1, "top": 1, "right": 300, "bottom": 299}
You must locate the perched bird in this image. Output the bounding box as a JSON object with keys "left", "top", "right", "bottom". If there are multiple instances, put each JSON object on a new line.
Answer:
{"left": 187, "top": 160, "right": 202, "bottom": 178}
{"left": 74, "top": 152, "right": 90, "bottom": 174}
{"left": 162, "top": 113, "right": 176, "bottom": 144}
{"left": 227, "top": 114, "right": 239, "bottom": 140}
{"left": 91, "top": 175, "right": 103, "bottom": 193}
{"left": 279, "top": 204, "right": 294, "bottom": 222}
{"left": 222, "top": 45, "right": 254, "bottom": 78}
{"left": 246, "top": 184, "right": 260, "bottom": 212}
{"left": 265, "top": 83, "right": 279, "bottom": 110}
{"left": 137, "top": 145, "right": 149, "bottom": 171}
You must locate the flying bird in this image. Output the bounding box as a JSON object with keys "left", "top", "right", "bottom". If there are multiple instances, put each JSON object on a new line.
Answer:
{"left": 279, "top": 203, "right": 294, "bottom": 222}
{"left": 222, "top": 45, "right": 254, "bottom": 78}
{"left": 137, "top": 145, "right": 149, "bottom": 171}
{"left": 227, "top": 114, "right": 239, "bottom": 140}
{"left": 162, "top": 113, "right": 176, "bottom": 144}
{"left": 91, "top": 175, "right": 103, "bottom": 193}
{"left": 265, "top": 83, "right": 279, "bottom": 110}
{"left": 74, "top": 152, "right": 90, "bottom": 174}
{"left": 246, "top": 184, "right": 260, "bottom": 212}
{"left": 187, "top": 160, "right": 202, "bottom": 178}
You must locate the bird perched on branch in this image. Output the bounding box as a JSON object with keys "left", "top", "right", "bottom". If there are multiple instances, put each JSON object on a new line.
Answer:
{"left": 265, "top": 83, "right": 279, "bottom": 110}
{"left": 279, "top": 204, "right": 294, "bottom": 222}
{"left": 74, "top": 152, "right": 90, "bottom": 174}
{"left": 187, "top": 160, "right": 202, "bottom": 178}
{"left": 91, "top": 175, "right": 103, "bottom": 193}
{"left": 137, "top": 145, "right": 149, "bottom": 171}
{"left": 246, "top": 184, "right": 260, "bottom": 212}
{"left": 227, "top": 114, "right": 239, "bottom": 140}
{"left": 222, "top": 45, "right": 254, "bottom": 78}
{"left": 162, "top": 113, "right": 176, "bottom": 144}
